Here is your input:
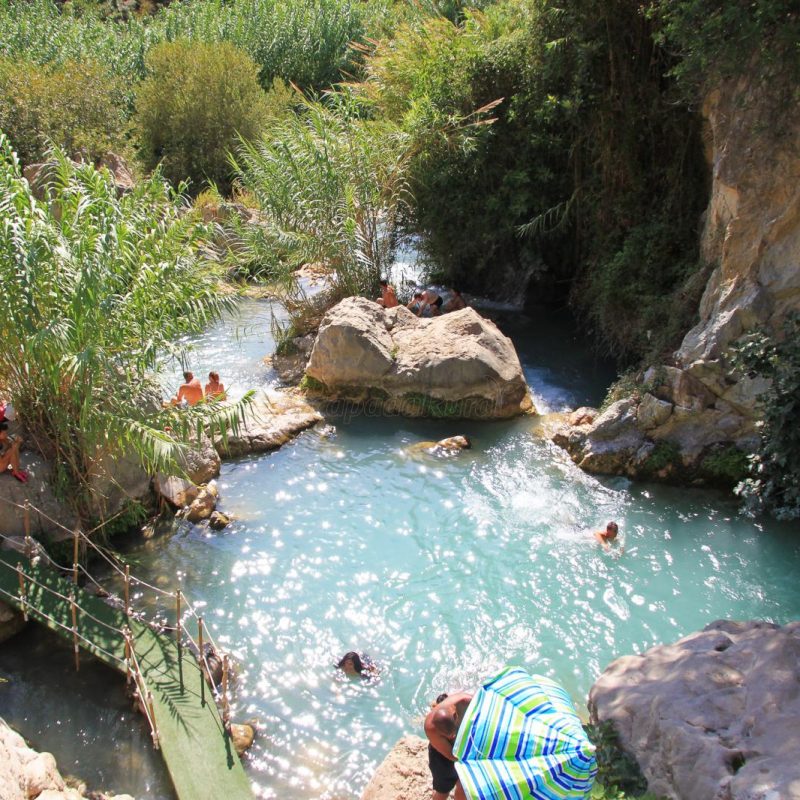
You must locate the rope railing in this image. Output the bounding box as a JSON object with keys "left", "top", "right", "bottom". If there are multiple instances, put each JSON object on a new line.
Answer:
{"left": 0, "top": 495, "right": 234, "bottom": 732}
{"left": 124, "top": 627, "right": 160, "bottom": 750}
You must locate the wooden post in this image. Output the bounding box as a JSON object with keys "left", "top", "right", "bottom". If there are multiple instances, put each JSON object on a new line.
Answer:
{"left": 124, "top": 628, "right": 132, "bottom": 685}
{"left": 16, "top": 563, "right": 27, "bottom": 621}
{"left": 72, "top": 529, "right": 79, "bottom": 585}
{"left": 198, "top": 615, "right": 205, "bottom": 706}
{"left": 221, "top": 654, "right": 230, "bottom": 729}
{"left": 124, "top": 565, "right": 130, "bottom": 617}
{"left": 175, "top": 588, "right": 183, "bottom": 692}
{"left": 147, "top": 691, "right": 159, "bottom": 750}
{"left": 23, "top": 502, "right": 32, "bottom": 560}
{"left": 70, "top": 594, "right": 80, "bottom": 672}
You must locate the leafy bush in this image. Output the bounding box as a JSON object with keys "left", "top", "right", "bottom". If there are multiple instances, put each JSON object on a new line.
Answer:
{"left": 584, "top": 721, "right": 649, "bottom": 797}
{"left": 136, "top": 40, "right": 268, "bottom": 191}
{"left": 0, "top": 57, "right": 127, "bottom": 164}
{"left": 700, "top": 446, "right": 749, "bottom": 488}
{"left": 233, "top": 93, "right": 412, "bottom": 297}
{"left": 732, "top": 314, "right": 800, "bottom": 520}
{"left": 0, "top": 138, "right": 250, "bottom": 523}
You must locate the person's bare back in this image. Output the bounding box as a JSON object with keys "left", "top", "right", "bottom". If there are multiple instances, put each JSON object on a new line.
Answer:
{"left": 173, "top": 371, "right": 204, "bottom": 406}
{"left": 424, "top": 692, "right": 473, "bottom": 800}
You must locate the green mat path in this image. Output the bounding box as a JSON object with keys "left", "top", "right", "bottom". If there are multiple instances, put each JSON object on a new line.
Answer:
{"left": 0, "top": 556, "right": 254, "bottom": 800}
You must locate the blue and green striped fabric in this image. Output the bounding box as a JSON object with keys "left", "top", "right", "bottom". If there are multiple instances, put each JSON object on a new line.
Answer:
{"left": 452, "top": 667, "right": 597, "bottom": 800}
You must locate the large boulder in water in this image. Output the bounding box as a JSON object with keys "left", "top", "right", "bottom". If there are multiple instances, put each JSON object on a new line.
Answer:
{"left": 305, "top": 297, "right": 533, "bottom": 419}
{"left": 589, "top": 620, "right": 800, "bottom": 800}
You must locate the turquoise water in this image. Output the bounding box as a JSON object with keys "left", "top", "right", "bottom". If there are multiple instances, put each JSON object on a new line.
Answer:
{"left": 2, "top": 299, "right": 799, "bottom": 799}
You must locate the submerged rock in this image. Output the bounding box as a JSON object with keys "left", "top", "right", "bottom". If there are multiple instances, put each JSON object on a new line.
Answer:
{"left": 305, "top": 298, "right": 532, "bottom": 419}
{"left": 208, "top": 510, "right": 231, "bottom": 530}
{"left": 230, "top": 723, "right": 255, "bottom": 757}
{"left": 589, "top": 620, "right": 800, "bottom": 800}
{"left": 360, "top": 734, "right": 430, "bottom": 800}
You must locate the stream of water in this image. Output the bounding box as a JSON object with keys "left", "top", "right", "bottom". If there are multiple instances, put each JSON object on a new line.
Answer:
{"left": 1, "top": 298, "right": 799, "bottom": 799}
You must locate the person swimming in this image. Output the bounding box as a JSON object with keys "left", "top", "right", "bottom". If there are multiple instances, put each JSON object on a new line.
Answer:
{"left": 594, "top": 521, "right": 620, "bottom": 551}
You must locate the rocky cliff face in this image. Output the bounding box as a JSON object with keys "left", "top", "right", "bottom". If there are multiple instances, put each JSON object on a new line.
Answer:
{"left": 552, "top": 73, "right": 800, "bottom": 483}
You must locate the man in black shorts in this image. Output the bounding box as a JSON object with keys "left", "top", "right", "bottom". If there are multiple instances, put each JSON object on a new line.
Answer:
{"left": 424, "top": 691, "right": 473, "bottom": 799}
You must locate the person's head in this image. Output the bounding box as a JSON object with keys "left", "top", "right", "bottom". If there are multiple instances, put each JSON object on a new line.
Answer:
{"left": 414, "top": 292, "right": 424, "bottom": 300}
{"left": 337, "top": 651, "right": 363, "bottom": 676}
{"left": 379, "top": 279, "right": 388, "bottom": 288}
{"left": 606, "top": 521, "right": 619, "bottom": 537}
{"left": 208, "top": 371, "right": 219, "bottom": 383}
{"left": 432, "top": 707, "right": 458, "bottom": 740}
{"left": 183, "top": 371, "right": 193, "bottom": 383}
{"left": 434, "top": 692, "right": 449, "bottom": 705}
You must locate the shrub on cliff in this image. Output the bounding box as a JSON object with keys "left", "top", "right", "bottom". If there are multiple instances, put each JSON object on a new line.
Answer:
{"left": 135, "top": 40, "right": 269, "bottom": 191}
{"left": 0, "top": 57, "right": 128, "bottom": 165}
{"left": 0, "top": 137, "right": 250, "bottom": 524}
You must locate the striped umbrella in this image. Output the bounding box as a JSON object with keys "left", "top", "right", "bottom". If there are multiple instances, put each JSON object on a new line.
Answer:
{"left": 453, "top": 667, "right": 597, "bottom": 800}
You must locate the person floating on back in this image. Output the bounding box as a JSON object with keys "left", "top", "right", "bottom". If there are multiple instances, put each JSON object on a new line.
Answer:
{"left": 205, "top": 371, "right": 226, "bottom": 400}
{"left": 594, "top": 520, "right": 620, "bottom": 551}
{"left": 376, "top": 279, "right": 398, "bottom": 308}
{"left": 171, "top": 371, "right": 204, "bottom": 406}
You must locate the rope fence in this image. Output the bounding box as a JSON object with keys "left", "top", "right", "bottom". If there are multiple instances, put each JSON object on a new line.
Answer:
{"left": 0, "top": 495, "right": 234, "bottom": 738}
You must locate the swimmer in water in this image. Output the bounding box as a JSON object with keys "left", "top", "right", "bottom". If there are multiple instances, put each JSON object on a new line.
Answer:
{"left": 594, "top": 521, "right": 620, "bottom": 552}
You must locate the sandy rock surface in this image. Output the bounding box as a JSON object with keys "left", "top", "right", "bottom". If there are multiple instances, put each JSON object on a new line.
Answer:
{"left": 360, "top": 735, "right": 431, "bottom": 800}
{"left": 306, "top": 298, "right": 532, "bottom": 419}
{"left": 213, "top": 389, "right": 322, "bottom": 458}
{"left": 589, "top": 620, "right": 800, "bottom": 800}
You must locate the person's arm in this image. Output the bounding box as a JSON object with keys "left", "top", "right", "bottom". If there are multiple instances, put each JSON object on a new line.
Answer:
{"left": 594, "top": 531, "right": 610, "bottom": 550}
{"left": 425, "top": 716, "right": 457, "bottom": 761}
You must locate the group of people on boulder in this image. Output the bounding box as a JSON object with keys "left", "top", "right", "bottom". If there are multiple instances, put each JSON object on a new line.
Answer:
{"left": 376, "top": 279, "right": 467, "bottom": 317}
{"left": 169, "top": 370, "right": 226, "bottom": 407}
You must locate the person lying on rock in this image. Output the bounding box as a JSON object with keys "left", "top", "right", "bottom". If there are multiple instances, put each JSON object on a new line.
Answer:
{"left": 0, "top": 422, "right": 27, "bottom": 483}
{"left": 424, "top": 691, "right": 473, "bottom": 800}
{"left": 376, "top": 279, "right": 398, "bottom": 308}
{"left": 420, "top": 290, "right": 443, "bottom": 317}
{"left": 205, "top": 371, "right": 226, "bottom": 400}
{"left": 443, "top": 288, "right": 466, "bottom": 313}
{"left": 170, "top": 371, "right": 204, "bottom": 406}
{"left": 594, "top": 520, "right": 620, "bottom": 551}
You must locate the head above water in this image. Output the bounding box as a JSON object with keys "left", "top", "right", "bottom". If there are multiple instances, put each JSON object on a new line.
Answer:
{"left": 337, "top": 651, "right": 363, "bottom": 675}
{"left": 607, "top": 521, "right": 619, "bottom": 536}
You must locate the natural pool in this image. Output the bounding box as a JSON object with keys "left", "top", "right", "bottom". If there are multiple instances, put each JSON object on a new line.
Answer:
{"left": 2, "top": 299, "right": 799, "bottom": 799}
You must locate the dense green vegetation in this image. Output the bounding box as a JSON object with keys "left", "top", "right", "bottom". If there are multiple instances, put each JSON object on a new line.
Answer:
{"left": 733, "top": 315, "right": 800, "bottom": 520}
{"left": 0, "top": 138, "right": 249, "bottom": 522}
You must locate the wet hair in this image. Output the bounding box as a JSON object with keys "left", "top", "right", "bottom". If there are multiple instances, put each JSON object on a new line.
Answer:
{"left": 209, "top": 371, "right": 219, "bottom": 382}
{"left": 337, "top": 651, "right": 363, "bottom": 673}
{"left": 183, "top": 371, "right": 193, "bottom": 382}
{"left": 607, "top": 521, "right": 619, "bottom": 534}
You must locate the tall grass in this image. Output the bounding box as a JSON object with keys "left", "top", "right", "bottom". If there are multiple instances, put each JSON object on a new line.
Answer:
{"left": 0, "top": 0, "right": 366, "bottom": 107}
{"left": 0, "top": 136, "right": 250, "bottom": 523}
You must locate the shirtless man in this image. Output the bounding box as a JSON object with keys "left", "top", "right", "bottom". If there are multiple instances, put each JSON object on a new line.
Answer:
{"left": 594, "top": 521, "right": 619, "bottom": 551}
{"left": 376, "top": 279, "right": 398, "bottom": 308}
{"left": 171, "top": 371, "right": 204, "bottom": 406}
{"left": 424, "top": 691, "right": 473, "bottom": 800}
{"left": 0, "top": 422, "right": 27, "bottom": 482}
{"left": 443, "top": 289, "right": 466, "bottom": 313}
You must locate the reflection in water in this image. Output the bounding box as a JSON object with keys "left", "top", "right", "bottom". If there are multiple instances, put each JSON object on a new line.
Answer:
{"left": 2, "top": 299, "right": 800, "bottom": 800}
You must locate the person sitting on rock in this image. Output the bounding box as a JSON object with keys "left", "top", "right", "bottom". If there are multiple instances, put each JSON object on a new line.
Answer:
{"left": 407, "top": 291, "right": 425, "bottom": 316}
{"left": 594, "top": 521, "right": 619, "bottom": 551}
{"left": 205, "top": 371, "right": 226, "bottom": 400}
{"left": 376, "top": 279, "right": 398, "bottom": 308}
{"left": 424, "top": 691, "right": 473, "bottom": 800}
{"left": 0, "top": 422, "right": 27, "bottom": 483}
{"left": 443, "top": 288, "right": 466, "bottom": 313}
{"left": 171, "top": 371, "right": 204, "bottom": 406}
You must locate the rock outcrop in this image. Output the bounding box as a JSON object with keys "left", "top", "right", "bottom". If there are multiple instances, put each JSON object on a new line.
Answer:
{"left": 212, "top": 388, "right": 322, "bottom": 458}
{"left": 305, "top": 298, "right": 533, "bottom": 419}
{"left": 589, "top": 620, "right": 800, "bottom": 800}
{"left": 554, "top": 71, "right": 800, "bottom": 483}
{"left": 360, "top": 735, "right": 431, "bottom": 800}
{"left": 0, "top": 718, "right": 134, "bottom": 800}
{"left": 0, "top": 600, "right": 25, "bottom": 643}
